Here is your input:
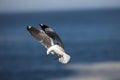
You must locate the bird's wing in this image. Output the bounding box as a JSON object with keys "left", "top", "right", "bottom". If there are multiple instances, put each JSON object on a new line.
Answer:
{"left": 27, "top": 26, "right": 54, "bottom": 49}
{"left": 39, "top": 24, "right": 64, "bottom": 49}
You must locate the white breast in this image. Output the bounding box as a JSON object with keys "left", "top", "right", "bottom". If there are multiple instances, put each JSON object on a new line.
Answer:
{"left": 47, "top": 45, "right": 71, "bottom": 64}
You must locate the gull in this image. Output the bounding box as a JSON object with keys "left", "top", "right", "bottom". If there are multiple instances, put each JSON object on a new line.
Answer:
{"left": 27, "top": 24, "right": 71, "bottom": 64}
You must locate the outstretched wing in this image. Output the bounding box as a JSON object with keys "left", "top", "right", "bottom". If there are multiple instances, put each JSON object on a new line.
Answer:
{"left": 27, "top": 26, "right": 54, "bottom": 49}
{"left": 39, "top": 24, "right": 64, "bottom": 49}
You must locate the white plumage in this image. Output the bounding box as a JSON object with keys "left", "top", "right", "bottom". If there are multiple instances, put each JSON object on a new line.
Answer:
{"left": 47, "top": 45, "right": 71, "bottom": 64}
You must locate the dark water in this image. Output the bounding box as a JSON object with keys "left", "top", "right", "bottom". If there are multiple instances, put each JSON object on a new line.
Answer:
{"left": 0, "top": 9, "right": 120, "bottom": 80}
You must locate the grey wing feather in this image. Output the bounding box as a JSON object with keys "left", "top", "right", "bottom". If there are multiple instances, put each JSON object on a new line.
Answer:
{"left": 40, "top": 24, "right": 64, "bottom": 49}
{"left": 46, "top": 29, "right": 64, "bottom": 49}
{"left": 27, "top": 26, "right": 54, "bottom": 49}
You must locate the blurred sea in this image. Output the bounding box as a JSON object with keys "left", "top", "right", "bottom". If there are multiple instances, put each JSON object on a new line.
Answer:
{"left": 0, "top": 9, "right": 120, "bottom": 80}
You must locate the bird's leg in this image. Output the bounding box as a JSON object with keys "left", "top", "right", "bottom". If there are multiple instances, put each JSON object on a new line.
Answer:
{"left": 54, "top": 55, "right": 63, "bottom": 60}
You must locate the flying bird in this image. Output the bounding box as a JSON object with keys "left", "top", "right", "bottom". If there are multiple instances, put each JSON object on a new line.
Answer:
{"left": 27, "top": 24, "right": 71, "bottom": 64}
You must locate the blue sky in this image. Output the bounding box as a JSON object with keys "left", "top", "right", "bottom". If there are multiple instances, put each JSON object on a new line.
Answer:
{"left": 0, "top": 0, "right": 120, "bottom": 13}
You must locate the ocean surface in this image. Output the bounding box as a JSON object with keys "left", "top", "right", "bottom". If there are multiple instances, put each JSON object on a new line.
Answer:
{"left": 0, "top": 9, "right": 120, "bottom": 80}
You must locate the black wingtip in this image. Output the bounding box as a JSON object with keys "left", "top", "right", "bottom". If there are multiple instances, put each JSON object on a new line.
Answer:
{"left": 27, "top": 26, "right": 40, "bottom": 34}
{"left": 27, "top": 26, "right": 32, "bottom": 30}
{"left": 39, "top": 24, "right": 49, "bottom": 31}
